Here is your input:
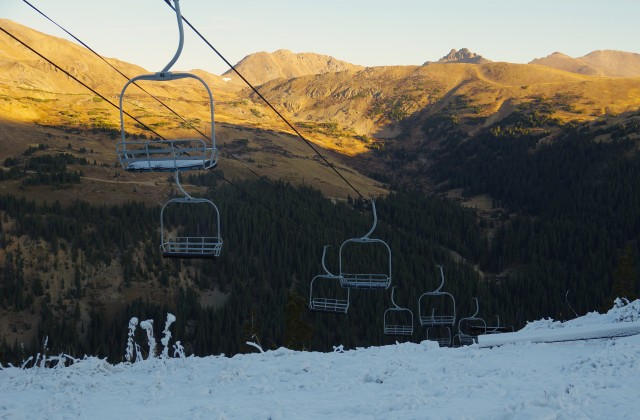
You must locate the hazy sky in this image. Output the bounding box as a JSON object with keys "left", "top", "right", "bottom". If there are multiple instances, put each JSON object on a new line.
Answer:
{"left": 2, "top": 0, "right": 640, "bottom": 75}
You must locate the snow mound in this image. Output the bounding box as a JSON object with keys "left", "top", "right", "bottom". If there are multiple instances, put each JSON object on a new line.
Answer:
{"left": 522, "top": 298, "right": 640, "bottom": 331}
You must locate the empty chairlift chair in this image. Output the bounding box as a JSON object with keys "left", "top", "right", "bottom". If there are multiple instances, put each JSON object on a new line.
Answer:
{"left": 309, "top": 246, "right": 350, "bottom": 313}
{"left": 426, "top": 326, "right": 452, "bottom": 347}
{"left": 339, "top": 199, "right": 392, "bottom": 289}
{"left": 160, "top": 171, "right": 222, "bottom": 259}
{"left": 117, "top": 0, "right": 218, "bottom": 173}
{"left": 383, "top": 287, "right": 414, "bottom": 336}
{"left": 454, "top": 298, "right": 486, "bottom": 346}
{"left": 418, "top": 265, "right": 456, "bottom": 327}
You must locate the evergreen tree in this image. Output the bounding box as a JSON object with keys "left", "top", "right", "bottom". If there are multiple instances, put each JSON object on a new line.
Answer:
{"left": 283, "top": 290, "right": 313, "bottom": 351}
{"left": 612, "top": 242, "right": 639, "bottom": 302}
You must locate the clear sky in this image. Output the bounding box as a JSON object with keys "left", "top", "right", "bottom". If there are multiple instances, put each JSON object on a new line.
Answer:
{"left": 2, "top": 0, "right": 640, "bottom": 75}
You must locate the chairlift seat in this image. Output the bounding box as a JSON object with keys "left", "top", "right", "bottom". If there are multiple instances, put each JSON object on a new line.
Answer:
{"left": 420, "top": 314, "right": 456, "bottom": 327}
{"left": 309, "top": 297, "right": 349, "bottom": 313}
{"left": 160, "top": 236, "right": 222, "bottom": 259}
{"left": 340, "top": 273, "right": 391, "bottom": 289}
{"left": 117, "top": 139, "right": 217, "bottom": 172}
{"left": 384, "top": 324, "right": 414, "bottom": 336}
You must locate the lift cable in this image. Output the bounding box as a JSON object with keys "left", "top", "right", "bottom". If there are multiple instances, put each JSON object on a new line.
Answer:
{"left": 0, "top": 26, "right": 166, "bottom": 140}
{"left": 162, "top": 0, "right": 368, "bottom": 202}
{"left": 20, "top": 0, "right": 277, "bottom": 190}
{"left": 0, "top": 23, "right": 316, "bottom": 240}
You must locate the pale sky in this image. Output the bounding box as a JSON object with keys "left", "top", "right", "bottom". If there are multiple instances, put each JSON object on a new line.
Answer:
{"left": 2, "top": 0, "right": 639, "bottom": 75}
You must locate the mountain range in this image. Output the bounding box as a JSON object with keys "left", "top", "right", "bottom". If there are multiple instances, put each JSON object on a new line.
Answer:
{"left": 530, "top": 50, "right": 640, "bottom": 77}
{"left": 1, "top": 18, "right": 640, "bottom": 363}
{"left": 3, "top": 17, "right": 640, "bottom": 200}
{"left": 2, "top": 18, "right": 640, "bottom": 199}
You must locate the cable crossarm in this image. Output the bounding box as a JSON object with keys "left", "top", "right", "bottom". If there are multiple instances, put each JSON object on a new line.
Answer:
{"left": 163, "top": 0, "right": 367, "bottom": 202}
{"left": 0, "top": 25, "right": 165, "bottom": 141}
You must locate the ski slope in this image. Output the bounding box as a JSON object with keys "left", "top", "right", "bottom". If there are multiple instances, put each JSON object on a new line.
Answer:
{"left": 1, "top": 300, "right": 639, "bottom": 419}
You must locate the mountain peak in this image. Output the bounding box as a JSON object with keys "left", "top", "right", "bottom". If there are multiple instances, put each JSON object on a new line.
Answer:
{"left": 424, "top": 48, "right": 490, "bottom": 65}
{"left": 222, "top": 50, "right": 363, "bottom": 86}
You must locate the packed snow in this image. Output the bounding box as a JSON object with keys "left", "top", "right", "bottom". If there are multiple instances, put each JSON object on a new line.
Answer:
{"left": 1, "top": 300, "right": 640, "bottom": 419}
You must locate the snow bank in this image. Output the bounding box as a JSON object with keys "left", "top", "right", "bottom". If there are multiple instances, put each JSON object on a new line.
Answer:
{"left": 1, "top": 301, "right": 639, "bottom": 419}
{"left": 479, "top": 299, "right": 640, "bottom": 348}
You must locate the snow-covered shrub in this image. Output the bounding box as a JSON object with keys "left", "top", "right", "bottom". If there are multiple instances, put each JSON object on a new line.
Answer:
{"left": 173, "top": 341, "right": 185, "bottom": 358}
{"left": 124, "top": 313, "right": 184, "bottom": 362}
{"left": 18, "top": 336, "right": 79, "bottom": 369}
{"left": 610, "top": 298, "right": 640, "bottom": 323}
{"left": 161, "top": 313, "right": 176, "bottom": 359}
{"left": 125, "top": 317, "right": 139, "bottom": 363}
{"left": 140, "top": 320, "right": 156, "bottom": 359}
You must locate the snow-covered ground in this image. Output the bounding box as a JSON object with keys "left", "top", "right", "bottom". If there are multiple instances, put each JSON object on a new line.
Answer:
{"left": 1, "top": 300, "right": 640, "bottom": 419}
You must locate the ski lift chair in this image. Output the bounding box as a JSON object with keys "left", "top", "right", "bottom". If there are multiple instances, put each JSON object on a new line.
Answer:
{"left": 339, "top": 199, "right": 391, "bottom": 289}
{"left": 160, "top": 171, "right": 222, "bottom": 259}
{"left": 454, "top": 298, "right": 486, "bottom": 346}
{"left": 117, "top": 0, "right": 218, "bottom": 172}
{"left": 426, "top": 326, "right": 452, "bottom": 347}
{"left": 309, "top": 246, "right": 350, "bottom": 313}
{"left": 485, "top": 315, "right": 514, "bottom": 334}
{"left": 418, "top": 265, "right": 456, "bottom": 327}
{"left": 383, "top": 287, "right": 414, "bottom": 336}
{"left": 486, "top": 315, "right": 502, "bottom": 334}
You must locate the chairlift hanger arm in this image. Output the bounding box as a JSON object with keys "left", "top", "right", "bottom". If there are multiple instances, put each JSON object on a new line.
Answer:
{"left": 174, "top": 171, "right": 192, "bottom": 199}
{"left": 435, "top": 264, "right": 445, "bottom": 292}
{"left": 362, "top": 199, "right": 377, "bottom": 239}
{"left": 390, "top": 286, "right": 400, "bottom": 309}
{"left": 321, "top": 245, "right": 334, "bottom": 276}
{"left": 162, "top": 0, "right": 184, "bottom": 73}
